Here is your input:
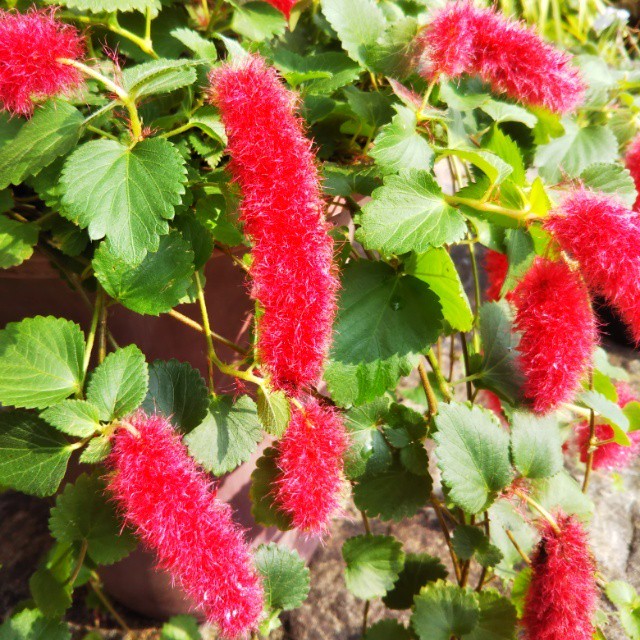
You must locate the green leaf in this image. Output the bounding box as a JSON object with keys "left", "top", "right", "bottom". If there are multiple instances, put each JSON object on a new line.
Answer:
{"left": 255, "top": 543, "right": 311, "bottom": 611}
{"left": 344, "top": 398, "right": 391, "bottom": 478}
{"left": 49, "top": 473, "right": 137, "bottom": 565}
{"left": 411, "top": 581, "right": 480, "bottom": 640}
{"left": 344, "top": 86, "right": 394, "bottom": 130}
{"left": 370, "top": 106, "right": 434, "bottom": 175}
{"left": 232, "top": 2, "right": 286, "bottom": 40}
{"left": 41, "top": 400, "right": 102, "bottom": 438}
{"left": 483, "top": 128, "right": 525, "bottom": 185}
{"left": 510, "top": 411, "right": 563, "bottom": 479}
{"left": 325, "top": 261, "right": 443, "bottom": 406}
{"left": 160, "top": 616, "right": 202, "bottom": 640}
{"left": 0, "top": 217, "right": 38, "bottom": 269}
{"left": 185, "top": 395, "right": 262, "bottom": 476}
{"left": 362, "top": 16, "right": 417, "bottom": 77}
{"left": 86, "top": 345, "right": 149, "bottom": 422}
{"left": 439, "top": 148, "right": 513, "bottom": 185}
{"left": 170, "top": 28, "right": 217, "bottom": 62}
{"left": 357, "top": 170, "right": 467, "bottom": 254}
{"left": 580, "top": 389, "right": 631, "bottom": 445}
{"left": 535, "top": 121, "right": 618, "bottom": 184}
{"left": 0, "top": 411, "right": 73, "bottom": 497}
{"left": 122, "top": 60, "right": 197, "bottom": 99}
{"left": 321, "top": 0, "right": 387, "bottom": 67}
{"left": 141, "top": 359, "right": 208, "bottom": 433}
{"left": 488, "top": 501, "right": 536, "bottom": 576}
{"left": 383, "top": 553, "right": 448, "bottom": 610}
{"left": 79, "top": 435, "right": 112, "bottom": 464}
{"left": 364, "top": 621, "right": 414, "bottom": 640}
{"left": 93, "top": 232, "right": 195, "bottom": 315}
{"left": 451, "top": 525, "right": 503, "bottom": 568}
{"left": 0, "top": 608, "right": 70, "bottom": 640}
{"left": 580, "top": 163, "right": 637, "bottom": 208}
{"left": 174, "top": 214, "right": 214, "bottom": 271}
{"left": 479, "top": 100, "right": 537, "bottom": 128}
{"left": 531, "top": 472, "right": 594, "bottom": 522}
{"left": 434, "top": 402, "right": 513, "bottom": 514}
{"left": 606, "top": 581, "right": 639, "bottom": 607}
{"left": 60, "top": 137, "right": 187, "bottom": 263}
{"left": 0, "top": 101, "right": 84, "bottom": 191}
{"left": 342, "top": 534, "right": 405, "bottom": 600}
{"left": 501, "top": 229, "right": 535, "bottom": 296}
{"left": 29, "top": 569, "right": 72, "bottom": 618}
{"left": 466, "top": 590, "right": 517, "bottom": 640}
{"left": 256, "top": 386, "right": 290, "bottom": 438}
{"left": 0, "top": 316, "right": 84, "bottom": 409}
{"left": 250, "top": 446, "right": 293, "bottom": 530}
{"left": 406, "top": 248, "right": 473, "bottom": 332}
{"left": 48, "top": 0, "right": 160, "bottom": 12}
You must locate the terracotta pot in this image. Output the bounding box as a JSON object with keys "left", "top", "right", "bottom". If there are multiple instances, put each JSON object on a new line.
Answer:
{"left": 0, "top": 249, "right": 319, "bottom": 620}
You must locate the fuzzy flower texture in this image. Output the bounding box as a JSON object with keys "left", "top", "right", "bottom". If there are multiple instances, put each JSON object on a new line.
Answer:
{"left": 0, "top": 8, "right": 84, "bottom": 116}
{"left": 210, "top": 56, "right": 338, "bottom": 394}
{"left": 522, "top": 513, "right": 597, "bottom": 640}
{"left": 263, "top": 0, "right": 297, "bottom": 19}
{"left": 415, "top": 2, "right": 585, "bottom": 113}
{"left": 107, "top": 413, "right": 264, "bottom": 639}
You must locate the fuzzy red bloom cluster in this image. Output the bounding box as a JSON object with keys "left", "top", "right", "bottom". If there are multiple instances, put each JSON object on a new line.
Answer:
{"left": 484, "top": 249, "right": 509, "bottom": 302}
{"left": 262, "top": 0, "right": 297, "bottom": 18}
{"left": 275, "top": 398, "right": 348, "bottom": 535}
{"left": 511, "top": 258, "right": 596, "bottom": 414}
{"left": 625, "top": 134, "right": 640, "bottom": 209}
{"left": 210, "top": 56, "right": 338, "bottom": 394}
{"left": 574, "top": 382, "right": 640, "bottom": 470}
{"left": 107, "top": 413, "right": 263, "bottom": 639}
{"left": 0, "top": 8, "right": 84, "bottom": 116}
{"left": 522, "top": 513, "right": 597, "bottom": 640}
{"left": 415, "top": 2, "right": 584, "bottom": 113}
{"left": 546, "top": 188, "right": 640, "bottom": 344}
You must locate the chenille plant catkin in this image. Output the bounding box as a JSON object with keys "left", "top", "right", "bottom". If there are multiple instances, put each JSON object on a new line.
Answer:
{"left": 484, "top": 249, "right": 509, "bottom": 302}
{"left": 414, "top": 1, "right": 584, "bottom": 113}
{"left": 0, "top": 8, "right": 84, "bottom": 116}
{"left": 209, "top": 55, "right": 338, "bottom": 395}
{"left": 522, "top": 513, "right": 597, "bottom": 640}
{"left": 546, "top": 187, "right": 640, "bottom": 345}
{"left": 511, "top": 258, "right": 596, "bottom": 414}
{"left": 625, "top": 134, "right": 640, "bottom": 209}
{"left": 262, "top": 0, "right": 297, "bottom": 18}
{"left": 107, "top": 413, "right": 264, "bottom": 639}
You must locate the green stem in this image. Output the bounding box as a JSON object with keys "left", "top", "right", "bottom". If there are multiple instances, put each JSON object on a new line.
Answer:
{"left": 90, "top": 576, "right": 132, "bottom": 635}
{"left": 467, "top": 237, "right": 482, "bottom": 352}
{"left": 201, "top": 0, "right": 212, "bottom": 27}
{"left": 86, "top": 124, "right": 120, "bottom": 141}
{"left": 514, "top": 488, "right": 560, "bottom": 534}
{"left": 81, "top": 291, "right": 103, "bottom": 389}
{"left": 160, "top": 122, "right": 196, "bottom": 139}
{"left": 67, "top": 539, "right": 88, "bottom": 587}
{"left": 459, "top": 333, "right": 473, "bottom": 402}
{"left": 144, "top": 6, "right": 153, "bottom": 42}
{"left": 418, "top": 360, "right": 438, "bottom": 416}
{"left": 582, "top": 369, "right": 596, "bottom": 493}
{"left": 444, "top": 194, "right": 532, "bottom": 221}
{"left": 426, "top": 348, "right": 453, "bottom": 401}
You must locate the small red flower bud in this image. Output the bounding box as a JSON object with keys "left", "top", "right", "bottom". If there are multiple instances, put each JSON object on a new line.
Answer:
{"left": 484, "top": 249, "right": 509, "bottom": 302}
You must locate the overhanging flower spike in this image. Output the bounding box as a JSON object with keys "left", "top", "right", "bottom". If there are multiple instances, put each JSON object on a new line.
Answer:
{"left": 210, "top": 55, "right": 338, "bottom": 394}
{"left": 414, "top": 1, "right": 585, "bottom": 113}
{"left": 625, "top": 134, "right": 640, "bottom": 209}
{"left": 0, "top": 8, "right": 84, "bottom": 116}
{"left": 107, "top": 413, "right": 264, "bottom": 639}
{"left": 263, "top": 0, "right": 297, "bottom": 19}
{"left": 484, "top": 249, "right": 509, "bottom": 302}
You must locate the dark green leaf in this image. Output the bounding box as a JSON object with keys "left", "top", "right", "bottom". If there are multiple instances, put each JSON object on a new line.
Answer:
{"left": 466, "top": 590, "right": 517, "bottom": 640}
{"left": 364, "top": 620, "right": 414, "bottom": 640}
{"left": 0, "top": 608, "right": 70, "bottom": 640}
{"left": 160, "top": 615, "right": 202, "bottom": 640}
{"left": 0, "top": 217, "right": 38, "bottom": 269}
{"left": 510, "top": 411, "right": 563, "bottom": 479}
{"left": 29, "top": 569, "right": 72, "bottom": 618}
{"left": 250, "top": 446, "right": 293, "bottom": 530}
{"left": 383, "top": 553, "right": 448, "bottom": 610}
{"left": 255, "top": 543, "right": 310, "bottom": 611}
{"left": 451, "top": 525, "right": 503, "bottom": 568}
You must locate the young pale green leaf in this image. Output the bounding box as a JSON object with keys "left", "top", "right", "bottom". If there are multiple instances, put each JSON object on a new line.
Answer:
{"left": 29, "top": 569, "right": 72, "bottom": 618}
{"left": 483, "top": 128, "right": 525, "bottom": 185}
{"left": 411, "top": 581, "right": 480, "bottom": 640}
{"left": 185, "top": 395, "right": 262, "bottom": 476}
{"left": 439, "top": 148, "right": 513, "bottom": 185}
{"left": 594, "top": 346, "right": 629, "bottom": 381}
{"left": 0, "top": 316, "right": 84, "bottom": 409}
{"left": 60, "top": 137, "right": 187, "bottom": 263}
{"left": 255, "top": 543, "right": 311, "bottom": 611}
{"left": 0, "top": 608, "right": 71, "bottom": 640}
{"left": 122, "top": 59, "right": 198, "bottom": 99}
{"left": 46, "top": 0, "right": 160, "bottom": 12}
{"left": 434, "top": 402, "right": 513, "bottom": 514}
{"left": 370, "top": 106, "right": 434, "bottom": 175}
{"left": 170, "top": 28, "right": 218, "bottom": 62}
{"left": 451, "top": 525, "right": 503, "bottom": 568}
{"left": 86, "top": 345, "right": 149, "bottom": 422}
{"left": 361, "top": 16, "right": 417, "bottom": 77}
{"left": 357, "top": 170, "right": 466, "bottom": 254}
{"left": 0, "top": 217, "right": 38, "bottom": 268}
{"left": 256, "top": 386, "right": 290, "bottom": 438}
{"left": 0, "top": 101, "right": 84, "bottom": 191}
{"left": 93, "top": 232, "right": 195, "bottom": 315}
{"left": 488, "top": 501, "right": 536, "bottom": 577}
{"left": 41, "top": 400, "right": 102, "bottom": 438}
{"left": 466, "top": 590, "right": 517, "bottom": 640}
{"left": 250, "top": 446, "right": 293, "bottom": 531}
{"left": 405, "top": 248, "right": 473, "bottom": 332}
{"left": 231, "top": 2, "right": 286, "bottom": 40}
{"left": 479, "top": 100, "right": 537, "bottom": 128}
{"left": 79, "top": 435, "right": 112, "bottom": 464}
{"left": 383, "top": 553, "right": 448, "bottom": 610}
{"left": 342, "top": 534, "right": 405, "bottom": 600}
{"left": 531, "top": 472, "right": 594, "bottom": 522}
{"left": 160, "top": 615, "right": 202, "bottom": 640}
{"left": 580, "top": 163, "right": 637, "bottom": 208}
{"left": 325, "top": 261, "right": 443, "bottom": 406}
{"left": 510, "top": 411, "right": 563, "bottom": 479}
{"left": 580, "top": 389, "right": 631, "bottom": 445}
{"left": 0, "top": 411, "right": 72, "bottom": 497}
{"left": 141, "top": 359, "right": 208, "bottom": 433}
{"left": 49, "top": 473, "right": 137, "bottom": 565}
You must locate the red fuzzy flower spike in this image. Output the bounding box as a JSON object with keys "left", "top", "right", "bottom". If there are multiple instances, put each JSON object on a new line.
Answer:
{"left": 511, "top": 258, "right": 596, "bottom": 414}
{"left": 262, "top": 0, "right": 297, "bottom": 19}
{"left": 210, "top": 56, "right": 338, "bottom": 394}
{"left": 625, "top": 134, "right": 640, "bottom": 209}
{"left": 107, "top": 413, "right": 264, "bottom": 639}
{"left": 0, "top": 8, "right": 84, "bottom": 116}
{"left": 484, "top": 249, "right": 509, "bottom": 302}
{"left": 546, "top": 188, "right": 640, "bottom": 344}
{"left": 522, "top": 513, "right": 597, "bottom": 640}
{"left": 415, "top": 2, "right": 585, "bottom": 113}
{"left": 275, "top": 398, "right": 348, "bottom": 535}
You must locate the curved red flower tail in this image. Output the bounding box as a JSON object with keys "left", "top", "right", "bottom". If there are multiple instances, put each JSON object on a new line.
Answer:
{"left": 625, "top": 134, "right": 640, "bottom": 209}
{"left": 545, "top": 187, "right": 640, "bottom": 344}
{"left": 0, "top": 8, "right": 84, "bottom": 116}
{"left": 414, "top": 1, "right": 585, "bottom": 113}
{"left": 484, "top": 249, "right": 509, "bottom": 302}
{"left": 263, "top": 0, "right": 297, "bottom": 19}
{"left": 209, "top": 55, "right": 338, "bottom": 395}
{"left": 511, "top": 257, "right": 596, "bottom": 414}
{"left": 106, "top": 413, "right": 264, "bottom": 639}
{"left": 522, "top": 513, "right": 598, "bottom": 640}
{"left": 275, "top": 398, "right": 348, "bottom": 535}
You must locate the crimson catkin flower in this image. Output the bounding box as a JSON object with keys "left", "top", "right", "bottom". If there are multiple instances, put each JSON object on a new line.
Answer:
{"left": 107, "top": 413, "right": 263, "bottom": 639}
{"left": 210, "top": 56, "right": 338, "bottom": 394}
{"left": 484, "top": 249, "right": 508, "bottom": 301}
{"left": 522, "top": 513, "right": 597, "bottom": 640}
{"left": 414, "top": 2, "right": 584, "bottom": 113}
{"left": 625, "top": 134, "right": 640, "bottom": 210}
{"left": 511, "top": 258, "right": 596, "bottom": 414}
{"left": 263, "top": 0, "right": 297, "bottom": 18}
{"left": 275, "top": 398, "right": 348, "bottom": 535}
{"left": 0, "top": 8, "right": 84, "bottom": 116}
{"left": 546, "top": 188, "right": 640, "bottom": 344}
